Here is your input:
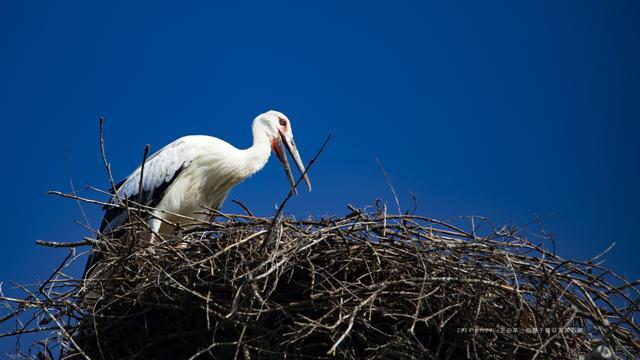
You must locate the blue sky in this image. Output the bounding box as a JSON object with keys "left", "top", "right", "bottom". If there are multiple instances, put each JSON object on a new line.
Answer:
{"left": 1, "top": 0, "right": 639, "bottom": 353}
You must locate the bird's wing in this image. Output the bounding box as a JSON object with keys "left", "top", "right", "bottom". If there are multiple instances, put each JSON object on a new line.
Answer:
{"left": 99, "top": 137, "right": 199, "bottom": 234}
{"left": 83, "top": 136, "right": 221, "bottom": 280}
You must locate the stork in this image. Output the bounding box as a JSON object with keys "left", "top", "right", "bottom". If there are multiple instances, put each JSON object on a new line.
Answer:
{"left": 83, "top": 110, "right": 311, "bottom": 278}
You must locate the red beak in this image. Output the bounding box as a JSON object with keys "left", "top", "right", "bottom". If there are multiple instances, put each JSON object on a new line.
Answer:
{"left": 271, "top": 137, "right": 284, "bottom": 162}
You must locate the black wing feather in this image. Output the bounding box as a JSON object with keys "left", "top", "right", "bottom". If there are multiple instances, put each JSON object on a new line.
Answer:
{"left": 83, "top": 166, "right": 186, "bottom": 279}
{"left": 83, "top": 137, "right": 198, "bottom": 279}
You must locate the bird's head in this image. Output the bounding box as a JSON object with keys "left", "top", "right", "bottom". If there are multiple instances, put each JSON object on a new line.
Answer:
{"left": 254, "top": 110, "right": 312, "bottom": 193}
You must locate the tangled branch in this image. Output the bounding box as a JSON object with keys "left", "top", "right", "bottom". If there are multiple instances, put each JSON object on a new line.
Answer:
{"left": 1, "top": 195, "right": 638, "bottom": 359}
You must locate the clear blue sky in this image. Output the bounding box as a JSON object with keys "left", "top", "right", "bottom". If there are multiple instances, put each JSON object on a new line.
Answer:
{"left": 1, "top": 0, "right": 639, "bottom": 353}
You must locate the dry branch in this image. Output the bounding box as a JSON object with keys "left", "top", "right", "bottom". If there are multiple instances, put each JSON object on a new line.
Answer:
{"left": 1, "top": 194, "right": 638, "bottom": 359}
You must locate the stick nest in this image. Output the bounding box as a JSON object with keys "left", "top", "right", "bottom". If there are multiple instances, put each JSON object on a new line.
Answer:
{"left": 2, "top": 203, "right": 639, "bottom": 359}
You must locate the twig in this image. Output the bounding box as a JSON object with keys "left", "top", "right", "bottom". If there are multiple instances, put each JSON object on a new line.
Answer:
{"left": 260, "top": 134, "right": 331, "bottom": 250}
{"left": 273, "top": 134, "right": 332, "bottom": 221}
{"left": 4, "top": 187, "right": 639, "bottom": 359}
{"left": 232, "top": 199, "right": 254, "bottom": 217}
{"left": 36, "top": 240, "right": 93, "bottom": 248}
{"left": 99, "top": 116, "right": 118, "bottom": 196}
{"left": 375, "top": 158, "right": 401, "bottom": 214}
{"left": 137, "top": 144, "right": 151, "bottom": 204}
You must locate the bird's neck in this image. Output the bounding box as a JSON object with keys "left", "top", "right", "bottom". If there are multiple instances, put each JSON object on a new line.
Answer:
{"left": 242, "top": 131, "right": 271, "bottom": 176}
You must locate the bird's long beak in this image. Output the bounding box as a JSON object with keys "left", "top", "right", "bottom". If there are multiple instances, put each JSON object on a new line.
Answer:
{"left": 273, "top": 130, "right": 312, "bottom": 193}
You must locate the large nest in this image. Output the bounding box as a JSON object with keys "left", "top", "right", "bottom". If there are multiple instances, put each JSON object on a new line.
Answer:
{"left": 1, "top": 199, "right": 638, "bottom": 359}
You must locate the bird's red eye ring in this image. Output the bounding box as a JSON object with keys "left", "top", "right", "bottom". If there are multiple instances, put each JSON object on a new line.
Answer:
{"left": 279, "top": 117, "right": 287, "bottom": 126}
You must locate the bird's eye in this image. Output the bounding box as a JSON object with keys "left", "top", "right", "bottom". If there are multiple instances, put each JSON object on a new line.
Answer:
{"left": 279, "top": 118, "right": 287, "bottom": 126}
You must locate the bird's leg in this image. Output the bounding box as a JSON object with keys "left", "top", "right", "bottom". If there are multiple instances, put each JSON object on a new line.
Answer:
{"left": 144, "top": 214, "right": 163, "bottom": 255}
{"left": 147, "top": 212, "right": 163, "bottom": 243}
{"left": 174, "top": 225, "right": 189, "bottom": 250}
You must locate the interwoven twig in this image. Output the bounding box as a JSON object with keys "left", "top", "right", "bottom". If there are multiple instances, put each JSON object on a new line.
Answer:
{"left": 1, "top": 198, "right": 638, "bottom": 359}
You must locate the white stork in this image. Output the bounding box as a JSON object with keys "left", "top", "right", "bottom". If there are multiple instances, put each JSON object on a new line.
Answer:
{"left": 83, "top": 110, "right": 311, "bottom": 277}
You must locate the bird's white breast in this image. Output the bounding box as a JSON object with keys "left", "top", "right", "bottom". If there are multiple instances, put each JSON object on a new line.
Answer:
{"left": 154, "top": 136, "right": 253, "bottom": 225}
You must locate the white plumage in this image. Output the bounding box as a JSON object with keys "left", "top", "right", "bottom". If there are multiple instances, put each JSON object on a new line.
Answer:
{"left": 84, "top": 110, "right": 311, "bottom": 277}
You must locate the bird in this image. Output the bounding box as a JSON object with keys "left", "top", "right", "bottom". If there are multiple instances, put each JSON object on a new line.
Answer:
{"left": 82, "top": 110, "right": 311, "bottom": 278}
